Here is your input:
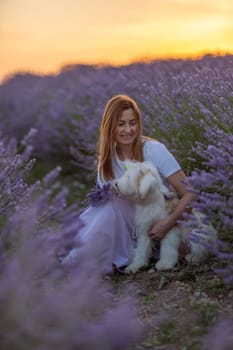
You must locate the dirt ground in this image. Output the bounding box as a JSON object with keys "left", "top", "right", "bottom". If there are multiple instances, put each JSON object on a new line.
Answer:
{"left": 108, "top": 257, "right": 233, "bottom": 350}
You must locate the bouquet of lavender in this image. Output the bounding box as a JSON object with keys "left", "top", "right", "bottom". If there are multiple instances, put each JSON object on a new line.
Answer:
{"left": 83, "top": 183, "right": 122, "bottom": 207}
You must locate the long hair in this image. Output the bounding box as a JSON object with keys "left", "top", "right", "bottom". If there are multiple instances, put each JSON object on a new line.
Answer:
{"left": 98, "top": 94, "right": 143, "bottom": 181}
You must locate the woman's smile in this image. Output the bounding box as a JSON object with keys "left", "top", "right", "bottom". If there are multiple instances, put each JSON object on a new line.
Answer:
{"left": 115, "top": 108, "right": 137, "bottom": 146}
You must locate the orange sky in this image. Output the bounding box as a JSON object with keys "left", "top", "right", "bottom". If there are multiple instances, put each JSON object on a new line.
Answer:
{"left": 1, "top": 0, "right": 233, "bottom": 82}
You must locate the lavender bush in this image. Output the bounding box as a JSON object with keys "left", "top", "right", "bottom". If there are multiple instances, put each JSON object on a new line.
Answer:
{"left": 188, "top": 128, "right": 233, "bottom": 285}
{"left": 0, "top": 134, "right": 146, "bottom": 349}
{"left": 1, "top": 55, "right": 232, "bottom": 178}
{"left": 202, "top": 317, "right": 233, "bottom": 350}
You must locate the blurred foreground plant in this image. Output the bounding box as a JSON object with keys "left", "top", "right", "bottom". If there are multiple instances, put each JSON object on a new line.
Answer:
{"left": 0, "top": 133, "right": 146, "bottom": 350}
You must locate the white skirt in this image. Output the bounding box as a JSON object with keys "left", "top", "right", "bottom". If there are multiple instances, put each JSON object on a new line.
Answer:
{"left": 66, "top": 196, "right": 136, "bottom": 273}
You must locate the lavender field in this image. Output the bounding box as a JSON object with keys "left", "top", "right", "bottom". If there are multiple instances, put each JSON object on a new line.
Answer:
{"left": 0, "top": 54, "right": 233, "bottom": 349}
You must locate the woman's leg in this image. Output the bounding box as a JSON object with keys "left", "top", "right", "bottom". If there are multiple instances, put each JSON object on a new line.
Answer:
{"left": 65, "top": 197, "right": 136, "bottom": 273}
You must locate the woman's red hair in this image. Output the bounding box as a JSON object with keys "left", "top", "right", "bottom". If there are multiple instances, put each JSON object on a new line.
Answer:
{"left": 98, "top": 94, "right": 143, "bottom": 180}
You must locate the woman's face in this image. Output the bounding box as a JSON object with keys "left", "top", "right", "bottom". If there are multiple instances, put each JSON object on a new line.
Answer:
{"left": 114, "top": 108, "right": 138, "bottom": 147}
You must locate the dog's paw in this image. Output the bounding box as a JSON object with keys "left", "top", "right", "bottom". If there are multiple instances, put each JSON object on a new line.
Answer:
{"left": 155, "top": 260, "right": 176, "bottom": 271}
{"left": 124, "top": 263, "right": 142, "bottom": 274}
{"left": 185, "top": 253, "right": 202, "bottom": 265}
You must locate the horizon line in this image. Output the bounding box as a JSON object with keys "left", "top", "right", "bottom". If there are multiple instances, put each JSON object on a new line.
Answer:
{"left": 1, "top": 50, "right": 232, "bottom": 84}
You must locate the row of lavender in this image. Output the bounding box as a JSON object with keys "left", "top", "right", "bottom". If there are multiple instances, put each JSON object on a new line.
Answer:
{"left": 1, "top": 55, "right": 232, "bottom": 176}
{"left": 0, "top": 55, "right": 232, "bottom": 347}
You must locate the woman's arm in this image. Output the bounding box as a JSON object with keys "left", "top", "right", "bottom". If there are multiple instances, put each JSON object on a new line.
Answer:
{"left": 148, "top": 170, "right": 197, "bottom": 241}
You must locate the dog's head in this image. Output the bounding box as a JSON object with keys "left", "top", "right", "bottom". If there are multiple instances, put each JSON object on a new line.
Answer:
{"left": 114, "top": 161, "right": 169, "bottom": 201}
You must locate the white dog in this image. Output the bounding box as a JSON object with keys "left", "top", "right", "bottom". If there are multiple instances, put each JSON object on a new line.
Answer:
{"left": 114, "top": 160, "right": 216, "bottom": 273}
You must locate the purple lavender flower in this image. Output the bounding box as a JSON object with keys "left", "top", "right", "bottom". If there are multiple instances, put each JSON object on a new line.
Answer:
{"left": 0, "top": 133, "right": 147, "bottom": 350}
{"left": 83, "top": 183, "right": 122, "bottom": 207}
{"left": 202, "top": 317, "right": 233, "bottom": 349}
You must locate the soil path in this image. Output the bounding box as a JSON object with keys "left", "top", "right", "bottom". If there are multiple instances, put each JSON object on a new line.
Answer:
{"left": 109, "top": 258, "right": 233, "bottom": 349}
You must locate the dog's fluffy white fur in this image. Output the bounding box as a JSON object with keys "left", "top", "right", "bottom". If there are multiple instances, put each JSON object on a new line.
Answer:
{"left": 114, "top": 160, "right": 217, "bottom": 273}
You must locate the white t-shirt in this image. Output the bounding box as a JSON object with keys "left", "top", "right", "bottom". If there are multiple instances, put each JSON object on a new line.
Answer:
{"left": 97, "top": 139, "right": 181, "bottom": 187}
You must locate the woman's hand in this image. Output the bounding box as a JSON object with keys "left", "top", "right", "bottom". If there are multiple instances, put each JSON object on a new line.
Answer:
{"left": 149, "top": 170, "right": 197, "bottom": 242}
{"left": 148, "top": 217, "right": 172, "bottom": 241}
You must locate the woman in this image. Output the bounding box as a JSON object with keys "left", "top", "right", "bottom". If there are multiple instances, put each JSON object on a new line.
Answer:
{"left": 67, "top": 94, "right": 196, "bottom": 273}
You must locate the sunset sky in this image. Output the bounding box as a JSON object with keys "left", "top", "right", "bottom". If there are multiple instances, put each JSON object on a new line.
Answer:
{"left": 1, "top": 0, "right": 233, "bottom": 82}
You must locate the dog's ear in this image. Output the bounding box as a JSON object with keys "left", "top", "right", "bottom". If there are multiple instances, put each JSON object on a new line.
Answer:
{"left": 150, "top": 168, "right": 170, "bottom": 195}
{"left": 138, "top": 172, "right": 157, "bottom": 199}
